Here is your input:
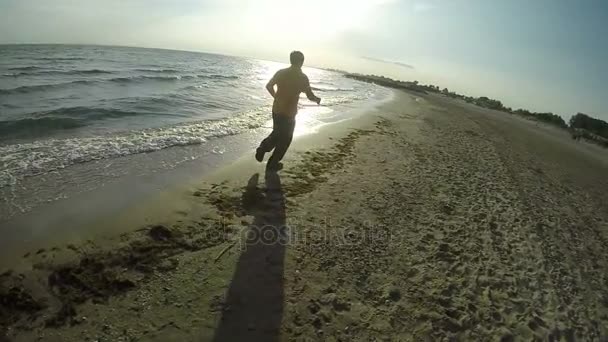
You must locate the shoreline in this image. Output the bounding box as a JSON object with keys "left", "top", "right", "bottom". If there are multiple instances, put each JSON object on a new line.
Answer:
{"left": 0, "top": 89, "right": 395, "bottom": 266}
{"left": 2, "top": 90, "right": 608, "bottom": 340}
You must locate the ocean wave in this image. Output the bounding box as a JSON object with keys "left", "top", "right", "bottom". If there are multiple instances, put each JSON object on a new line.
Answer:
{"left": 204, "top": 74, "right": 239, "bottom": 80}
{"left": 111, "top": 75, "right": 196, "bottom": 83}
{"left": 7, "top": 66, "right": 45, "bottom": 71}
{"left": 0, "top": 74, "right": 240, "bottom": 95}
{"left": 311, "top": 86, "right": 355, "bottom": 92}
{"left": 37, "top": 106, "right": 145, "bottom": 120}
{"left": 1, "top": 69, "right": 113, "bottom": 77}
{"left": 0, "top": 83, "right": 67, "bottom": 95}
{"left": 0, "top": 76, "right": 189, "bottom": 95}
{"left": 183, "top": 84, "right": 210, "bottom": 90}
{"left": 0, "top": 81, "right": 94, "bottom": 95}
{"left": 74, "top": 69, "right": 112, "bottom": 75}
{"left": 134, "top": 68, "right": 180, "bottom": 73}
{"left": 0, "top": 107, "right": 165, "bottom": 140}
{"left": 0, "top": 107, "right": 271, "bottom": 188}
{"left": 0, "top": 117, "right": 85, "bottom": 139}
{"left": 34, "top": 57, "right": 87, "bottom": 61}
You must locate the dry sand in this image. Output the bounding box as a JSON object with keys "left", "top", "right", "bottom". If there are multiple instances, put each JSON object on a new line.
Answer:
{"left": 2, "top": 91, "right": 608, "bottom": 341}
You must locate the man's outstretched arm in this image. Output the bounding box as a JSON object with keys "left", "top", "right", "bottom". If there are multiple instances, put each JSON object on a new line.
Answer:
{"left": 304, "top": 76, "right": 321, "bottom": 104}
{"left": 266, "top": 72, "right": 278, "bottom": 98}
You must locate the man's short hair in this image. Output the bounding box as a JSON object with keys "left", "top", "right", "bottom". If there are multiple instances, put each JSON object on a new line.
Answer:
{"left": 290, "top": 51, "right": 305, "bottom": 67}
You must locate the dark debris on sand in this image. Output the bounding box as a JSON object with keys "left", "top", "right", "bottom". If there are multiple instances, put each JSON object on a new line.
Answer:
{"left": 283, "top": 128, "right": 376, "bottom": 198}
{"left": 1, "top": 222, "right": 230, "bottom": 332}
{"left": 0, "top": 277, "right": 45, "bottom": 329}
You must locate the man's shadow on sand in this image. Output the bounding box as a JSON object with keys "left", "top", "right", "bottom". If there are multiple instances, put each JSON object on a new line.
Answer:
{"left": 212, "top": 171, "right": 287, "bottom": 342}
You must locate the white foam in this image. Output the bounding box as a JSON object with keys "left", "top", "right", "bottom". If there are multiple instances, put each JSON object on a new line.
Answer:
{"left": 0, "top": 75, "right": 394, "bottom": 190}
{"left": 0, "top": 107, "right": 270, "bottom": 188}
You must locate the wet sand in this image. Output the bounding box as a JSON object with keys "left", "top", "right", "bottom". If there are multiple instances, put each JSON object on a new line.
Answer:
{"left": 2, "top": 91, "right": 608, "bottom": 341}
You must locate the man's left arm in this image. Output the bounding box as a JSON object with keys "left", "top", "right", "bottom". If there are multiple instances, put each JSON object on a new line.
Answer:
{"left": 303, "top": 75, "right": 321, "bottom": 105}
{"left": 266, "top": 72, "right": 278, "bottom": 98}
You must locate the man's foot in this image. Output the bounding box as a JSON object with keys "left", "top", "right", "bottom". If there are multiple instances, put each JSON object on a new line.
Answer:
{"left": 255, "top": 148, "right": 265, "bottom": 162}
{"left": 266, "top": 162, "right": 283, "bottom": 172}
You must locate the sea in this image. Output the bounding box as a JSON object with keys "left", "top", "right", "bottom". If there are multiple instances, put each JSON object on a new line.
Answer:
{"left": 0, "top": 45, "right": 392, "bottom": 246}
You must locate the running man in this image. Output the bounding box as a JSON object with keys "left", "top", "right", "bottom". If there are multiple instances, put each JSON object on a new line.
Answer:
{"left": 255, "top": 51, "right": 321, "bottom": 171}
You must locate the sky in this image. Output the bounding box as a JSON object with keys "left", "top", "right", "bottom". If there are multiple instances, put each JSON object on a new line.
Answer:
{"left": 1, "top": 0, "right": 607, "bottom": 120}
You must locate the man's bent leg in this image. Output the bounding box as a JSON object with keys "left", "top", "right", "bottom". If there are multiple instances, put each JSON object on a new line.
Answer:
{"left": 267, "top": 116, "right": 295, "bottom": 168}
{"left": 258, "top": 131, "right": 277, "bottom": 152}
{"left": 256, "top": 113, "right": 281, "bottom": 162}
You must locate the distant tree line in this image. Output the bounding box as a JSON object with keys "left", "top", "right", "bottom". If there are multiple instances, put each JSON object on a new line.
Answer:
{"left": 435, "top": 89, "right": 568, "bottom": 129}
{"left": 569, "top": 113, "right": 608, "bottom": 137}
{"left": 345, "top": 73, "right": 607, "bottom": 148}
{"left": 569, "top": 113, "right": 608, "bottom": 147}
{"left": 512, "top": 109, "right": 568, "bottom": 129}
{"left": 344, "top": 74, "right": 428, "bottom": 94}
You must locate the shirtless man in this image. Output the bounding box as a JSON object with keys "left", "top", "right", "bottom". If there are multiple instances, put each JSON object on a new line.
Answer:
{"left": 255, "top": 51, "right": 321, "bottom": 171}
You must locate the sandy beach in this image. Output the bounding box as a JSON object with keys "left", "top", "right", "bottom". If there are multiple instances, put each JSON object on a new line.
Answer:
{"left": 2, "top": 90, "right": 608, "bottom": 341}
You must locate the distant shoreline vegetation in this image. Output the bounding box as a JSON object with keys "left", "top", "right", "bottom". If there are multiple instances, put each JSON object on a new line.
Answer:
{"left": 345, "top": 73, "right": 608, "bottom": 148}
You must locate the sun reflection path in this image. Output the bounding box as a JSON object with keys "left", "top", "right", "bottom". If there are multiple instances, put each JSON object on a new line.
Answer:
{"left": 252, "top": 59, "right": 287, "bottom": 86}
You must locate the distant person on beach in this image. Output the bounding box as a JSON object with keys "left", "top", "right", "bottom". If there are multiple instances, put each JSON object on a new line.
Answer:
{"left": 255, "top": 51, "right": 321, "bottom": 171}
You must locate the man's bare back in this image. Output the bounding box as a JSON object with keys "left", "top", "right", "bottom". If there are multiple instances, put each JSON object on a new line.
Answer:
{"left": 266, "top": 66, "right": 321, "bottom": 117}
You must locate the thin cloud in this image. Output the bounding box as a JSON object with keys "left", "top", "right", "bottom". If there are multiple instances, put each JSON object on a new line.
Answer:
{"left": 361, "top": 56, "right": 415, "bottom": 69}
